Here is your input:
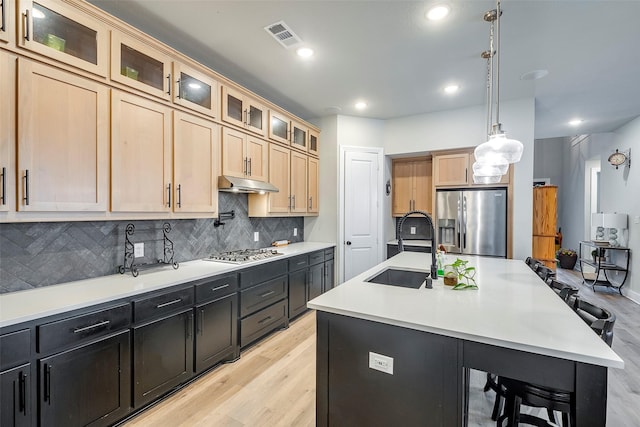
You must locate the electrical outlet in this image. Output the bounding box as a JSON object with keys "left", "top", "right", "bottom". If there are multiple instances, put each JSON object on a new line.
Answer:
{"left": 134, "top": 242, "right": 144, "bottom": 258}
{"left": 294, "top": 228, "right": 298, "bottom": 237}
{"left": 254, "top": 231, "right": 260, "bottom": 242}
{"left": 369, "top": 352, "right": 394, "bottom": 375}
{"left": 410, "top": 226, "right": 417, "bottom": 235}
{"left": 634, "top": 215, "right": 640, "bottom": 224}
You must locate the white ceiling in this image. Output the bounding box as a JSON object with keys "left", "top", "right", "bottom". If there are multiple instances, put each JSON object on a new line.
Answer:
{"left": 89, "top": 0, "right": 640, "bottom": 139}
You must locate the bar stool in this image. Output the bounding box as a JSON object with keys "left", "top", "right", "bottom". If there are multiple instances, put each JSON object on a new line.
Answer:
{"left": 535, "top": 264, "right": 555, "bottom": 284}
{"left": 525, "top": 257, "right": 541, "bottom": 271}
{"left": 496, "top": 299, "right": 615, "bottom": 427}
{"left": 548, "top": 279, "right": 579, "bottom": 304}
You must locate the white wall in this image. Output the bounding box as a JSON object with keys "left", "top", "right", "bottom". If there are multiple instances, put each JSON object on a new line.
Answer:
{"left": 534, "top": 137, "right": 566, "bottom": 225}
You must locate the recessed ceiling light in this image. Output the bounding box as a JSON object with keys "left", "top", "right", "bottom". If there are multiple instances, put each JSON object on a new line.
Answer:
{"left": 426, "top": 5, "right": 450, "bottom": 21}
{"left": 296, "top": 47, "right": 314, "bottom": 58}
{"left": 520, "top": 69, "right": 549, "bottom": 81}
{"left": 444, "top": 84, "right": 459, "bottom": 94}
{"left": 355, "top": 101, "right": 368, "bottom": 110}
{"left": 569, "top": 119, "right": 584, "bottom": 126}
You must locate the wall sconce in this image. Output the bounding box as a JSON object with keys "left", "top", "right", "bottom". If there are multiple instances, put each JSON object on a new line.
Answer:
{"left": 591, "top": 212, "right": 628, "bottom": 247}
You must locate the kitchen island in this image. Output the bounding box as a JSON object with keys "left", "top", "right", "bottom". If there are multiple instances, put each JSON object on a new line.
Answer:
{"left": 308, "top": 252, "right": 623, "bottom": 426}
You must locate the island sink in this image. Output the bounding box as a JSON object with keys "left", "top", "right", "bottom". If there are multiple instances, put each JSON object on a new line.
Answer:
{"left": 366, "top": 268, "right": 429, "bottom": 289}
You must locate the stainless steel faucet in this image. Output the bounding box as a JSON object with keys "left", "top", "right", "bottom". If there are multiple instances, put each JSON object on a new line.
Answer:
{"left": 396, "top": 210, "right": 438, "bottom": 279}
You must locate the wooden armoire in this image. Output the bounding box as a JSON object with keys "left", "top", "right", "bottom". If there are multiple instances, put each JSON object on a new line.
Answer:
{"left": 532, "top": 186, "right": 558, "bottom": 269}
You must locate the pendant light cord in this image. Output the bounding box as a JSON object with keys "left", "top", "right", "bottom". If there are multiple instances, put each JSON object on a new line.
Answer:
{"left": 495, "top": 0, "right": 501, "bottom": 127}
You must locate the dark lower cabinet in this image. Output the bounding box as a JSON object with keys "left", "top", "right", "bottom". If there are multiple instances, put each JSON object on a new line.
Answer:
{"left": 1, "top": 363, "right": 31, "bottom": 427}
{"left": 324, "top": 258, "right": 335, "bottom": 292}
{"left": 195, "top": 293, "right": 238, "bottom": 374}
{"left": 308, "top": 263, "right": 324, "bottom": 301}
{"left": 38, "top": 331, "right": 131, "bottom": 427}
{"left": 288, "top": 269, "right": 308, "bottom": 319}
{"left": 133, "top": 310, "right": 194, "bottom": 408}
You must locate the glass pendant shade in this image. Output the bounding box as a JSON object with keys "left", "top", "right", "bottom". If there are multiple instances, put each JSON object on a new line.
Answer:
{"left": 472, "top": 160, "right": 508, "bottom": 177}
{"left": 475, "top": 132, "right": 524, "bottom": 165}
{"left": 473, "top": 174, "right": 502, "bottom": 184}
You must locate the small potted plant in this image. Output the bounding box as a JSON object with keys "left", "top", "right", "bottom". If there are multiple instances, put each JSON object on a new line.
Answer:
{"left": 556, "top": 248, "right": 577, "bottom": 269}
{"left": 444, "top": 258, "right": 478, "bottom": 290}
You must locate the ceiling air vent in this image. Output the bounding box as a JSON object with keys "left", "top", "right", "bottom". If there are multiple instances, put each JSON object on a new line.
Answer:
{"left": 264, "top": 20, "right": 303, "bottom": 49}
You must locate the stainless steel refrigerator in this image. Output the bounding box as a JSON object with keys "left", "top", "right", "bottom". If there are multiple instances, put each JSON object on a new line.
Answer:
{"left": 436, "top": 188, "right": 507, "bottom": 257}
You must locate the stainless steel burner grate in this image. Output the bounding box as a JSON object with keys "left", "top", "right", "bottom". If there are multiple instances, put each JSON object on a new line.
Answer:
{"left": 204, "top": 248, "right": 283, "bottom": 264}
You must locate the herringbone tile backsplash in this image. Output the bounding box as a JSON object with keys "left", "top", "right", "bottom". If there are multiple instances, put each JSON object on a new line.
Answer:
{"left": 0, "top": 193, "right": 303, "bottom": 294}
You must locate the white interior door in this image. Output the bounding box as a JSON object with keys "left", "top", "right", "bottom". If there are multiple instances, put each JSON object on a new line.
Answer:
{"left": 343, "top": 150, "right": 381, "bottom": 281}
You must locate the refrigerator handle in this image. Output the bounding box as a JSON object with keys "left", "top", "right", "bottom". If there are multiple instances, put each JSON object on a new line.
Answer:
{"left": 456, "top": 197, "right": 461, "bottom": 251}
{"left": 462, "top": 195, "right": 467, "bottom": 249}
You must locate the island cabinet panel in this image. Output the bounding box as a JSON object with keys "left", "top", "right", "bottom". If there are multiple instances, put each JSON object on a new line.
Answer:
{"left": 111, "top": 90, "right": 173, "bottom": 212}
{"left": 173, "top": 111, "right": 219, "bottom": 213}
{"left": 17, "top": 58, "right": 109, "bottom": 212}
{"left": 38, "top": 330, "right": 131, "bottom": 427}
{"left": 316, "top": 312, "right": 461, "bottom": 427}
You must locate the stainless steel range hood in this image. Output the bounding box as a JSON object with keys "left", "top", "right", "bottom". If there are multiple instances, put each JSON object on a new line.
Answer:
{"left": 218, "top": 175, "right": 279, "bottom": 194}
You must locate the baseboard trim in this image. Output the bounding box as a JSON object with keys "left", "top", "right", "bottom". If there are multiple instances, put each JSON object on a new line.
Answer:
{"left": 625, "top": 288, "right": 640, "bottom": 305}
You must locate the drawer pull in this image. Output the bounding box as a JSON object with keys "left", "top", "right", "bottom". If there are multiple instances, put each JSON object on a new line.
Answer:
{"left": 156, "top": 298, "right": 182, "bottom": 309}
{"left": 1, "top": 167, "right": 5, "bottom": 205}
{"left": 296, "top": 261, "right": 306, "bottom": 265}
{"left": 259, "top": 290, "right": 275, "bottom": 298}
{"left": 258, "top": 316, "right": 272, "bottom": 325}
{"left": 211, "top": 284, "right": 230, "bottom": 292}
{"left": 73, "top": 320, "right": 110, "bottom": 334}
{"left": 44, "top": 365, "right": 51, "bottom": 404}
{"left": 19, "top": 371, "right": 27, "bottom": 413}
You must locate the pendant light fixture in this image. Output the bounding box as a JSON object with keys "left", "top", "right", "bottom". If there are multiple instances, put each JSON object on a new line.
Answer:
{"left": 474, "top": 1, "right": 523, "bottom": 172}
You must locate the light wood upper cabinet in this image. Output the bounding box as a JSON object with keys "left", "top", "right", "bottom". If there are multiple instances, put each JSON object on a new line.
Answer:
{"left": 308, "top": 129, "right": 319, "bottom": 157}
{"left": 268, "top": 110, "right": 290, "bottom": 145}
{"left": 433, "top": 152, "right": 470, "bottom": 186}
{"left": 173, "top": 62, "right": 218, "bottom": 118}
{"left": 221, "top": 85, "right": 267, "bottom": 137}
{"left": 221, "top": 127, "right": 268, "bottom": 182}
{"left": 173, "top": 111, "right": 219, "bottom": 213}
{"left": 17, "top": 58, "right": 109, "bottom": 211}
{"left": 17, "top": 0, "right": 109, "bottom": 76}
{"left": 0, "top": 51, "right": 16, "bottom": 212}
{"left": 290, "top": 151, "right": 307, "bottom": 213}
{"left": 1, "top": 0, "right": 13, "bottom": 44}
{"left": 267, "top": 144, "right": 291, "bottom": 213}
{"left": 111, "top": 90, "right": 172, "bottom": 212}
{"left": 308, "top": 156, "right": 319, "bottom": 214}
{"left": 392, "top": 157, "right": 432, "bottom": 216}
{"left": 290, "top": 119, "right": 308, "bottom": 153}
{"left": 111, "top": 31, "right": 172, "bottom": 101}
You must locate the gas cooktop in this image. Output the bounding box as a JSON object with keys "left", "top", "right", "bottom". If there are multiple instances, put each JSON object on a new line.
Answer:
{"left": 204, "top": 248, "right": 283, "bottom": 264}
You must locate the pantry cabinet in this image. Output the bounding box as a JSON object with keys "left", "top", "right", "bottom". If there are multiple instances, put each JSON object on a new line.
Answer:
{"left": 17, "top": 58, "right": 109, "bottom": 212}
{"left": 17, "top": 0, "right": 109, "bottom": 76}
{"left": 111, "top": 31, "right": 172, "bottom": 101}
{"left": 222, "top": 85, "right": 267, "bottom": 137}
{"left": 0, "top": 51, "right": 16, "bottom": 213}
{"left": 173, "top": 112, "right": 219, "bottom": 213}
{"left": 172, "top": 62, "right": 218, "bottom": 118}
{"left": 221, "top": 127, "right": 268, "bottom": 182}
{"left": 308, "top": 157, "right": 319, "bottom": 214}
{"left": 111, "top": 90, "right": 173, "bottom": 212}
{"left": 392, "top": 157, "right": 432, "bottom": 216}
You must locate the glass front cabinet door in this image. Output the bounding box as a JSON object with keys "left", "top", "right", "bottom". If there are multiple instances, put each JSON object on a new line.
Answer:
{"left": 308, "top": 129, "right": 319, "bottom": 157}
{"left": 221, "top": 85, "right": 266, "bottom": 137}
{"left": 1, "top": 0, "right": 13, "bottom": 43}
{"left": 290, "top": 120, "right": 308, "bottom": 152}
{"left": 268, "top": 110, "right": 290, "bottom": 146}
{"left": 173, "top": 62, "right": 218, "bottom": 118}
{"left": 111, "top": 31, "right": 172, "bottom": 101}
{"left": 17, "top": 0, "right": 108, "bottom": 76}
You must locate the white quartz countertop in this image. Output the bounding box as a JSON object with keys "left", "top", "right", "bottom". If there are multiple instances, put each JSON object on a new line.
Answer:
{"left": 308, "top": 252, "right": 624, "bottom": 369}
{"left": 386, "top": 239, "right": 431, "bottom": 247}
{"left": 0, "top": 242, "right": 334, "bottom": 328}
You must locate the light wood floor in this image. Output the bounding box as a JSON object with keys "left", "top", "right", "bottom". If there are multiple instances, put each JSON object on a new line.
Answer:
{"left": 122, "top": 268, "right": 639, "bottom": 427}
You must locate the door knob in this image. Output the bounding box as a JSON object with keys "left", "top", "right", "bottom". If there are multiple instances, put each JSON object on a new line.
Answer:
{"left": 345, "top": 241, "right": 352, "bottom": 245}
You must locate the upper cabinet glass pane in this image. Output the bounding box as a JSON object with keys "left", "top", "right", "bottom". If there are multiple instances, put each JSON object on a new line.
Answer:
{"left": 271, "top": 116, "right": 288, "bottom": 140}
{"left": 179, "top": 72, "right": 211, "bottom": 109}
{"left": 310, "top": 133, "right": 318, "bottom": 152}
{"left": 32, "top": 2, "right": 97, "bottom": 64}
{"left": 120, "top": 44, "right": 164, "bottom": 91}
{"left": 227, "top": 94, "right": 243, "bottom": 122}
{"left": 248, "top": 105, "right": 263, "bottom": 131}
{"left": 293, "top": 127, "right": 306, "bottom": 148}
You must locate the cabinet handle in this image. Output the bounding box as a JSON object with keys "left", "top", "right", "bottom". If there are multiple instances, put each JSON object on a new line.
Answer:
{"left": 44, "top": 365, "right": 51, "bottom": 405}
{"left": 156, "top": 298, "right": 182, "bottom": 309}
{"left": 177, "top": 184, "right": 182, "bottom": 208}
{"left": 1, "top": 167, "right": 5, "bottom": 205}
{"left": 288, "top": 195, "right": 292, "bottom": 210}
{"left": 248, "top": 158, "right": 252, "bottom": 176}
{"left": 465, "top": 168, "right": 468, "bottom": 182}
{"left": 243, "top": 109, "right": 248, "bottom": 125}
{"left": 167, "top": 183, "right": 171, "bottom": 208}
{"left": 23, "top": 9, "right": 30, "bottom": 41}
{"left": 186, "top": 312, "right": 193, "bottom": 339}
{"left": 309, "top": 196, "right": 312, "bottom": 210}
{"left": 246, "top": 109, "right": 251, "bottom": 126}
{"left": 73, "top": 320, "right": 110, "bottom": 334}
{"left": 259, "top": 290, "right": 275, "bottom": 298}
{"left": 23, "top": 170, "right": 29, "bottom": 206}
{"left": 176, "top": 78, "right": 181, "bottom": 99}
{"left": 1, "top": 0, "right": 6, "bottom": 33}
{"left": 292, "top": 195, "right": 296, "bottom": 209}
{"left": 19, "top": 371, "right": 27, "bottom": 414}
{"left": 210, "top": 283, "right": 229, "bottom": 292}
{"left": 258, "top": 315, "right": 272, "bottom": 325}
{"left": 197, "top": 309, "right": 204, "bottom": 336}
{"left": 244, "top": 157, "right": 248, "bottom": 175}
{"left": 166, "top": 74, "right": 171, "bottom": 95}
